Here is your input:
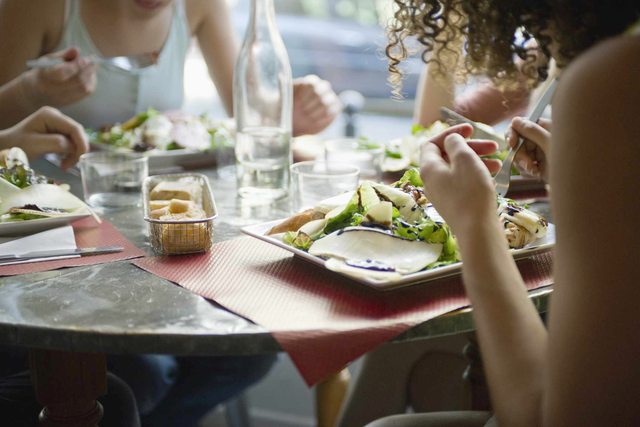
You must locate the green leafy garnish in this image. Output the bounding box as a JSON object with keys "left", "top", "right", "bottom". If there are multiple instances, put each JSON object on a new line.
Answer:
{"left": 0, "top": 212, "right": 48, "bottom": 223}
{"left": 283, "top": 231, "right": 314, "bottom": 250}
{"left": 411, "top": 123, "right": 427, "bottom": 135}
{"left": 393, "top": 168, "right": 423, "bottom": 188}
{"left": 0, "top": 164, "right": 48, "bottom": 189}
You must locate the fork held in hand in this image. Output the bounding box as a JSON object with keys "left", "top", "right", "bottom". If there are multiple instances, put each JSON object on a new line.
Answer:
{"left": 26, "top": 51, "right": 159, "bottom": 72}
{"left": 494, "top": 78, "right": 558, "bottom": 197}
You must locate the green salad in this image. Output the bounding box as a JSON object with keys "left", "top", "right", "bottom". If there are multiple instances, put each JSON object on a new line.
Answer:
{"left": 0, "top": 148, "right": 88, "bottom": 223}
{"left": 268, "top": 168, "right": 547, "bottom": 281}
{"left": 269, "top": 169, "right": 459, "bottom": 280}
{"left": 87, "top": 109, "right": 234, "bottom": 153}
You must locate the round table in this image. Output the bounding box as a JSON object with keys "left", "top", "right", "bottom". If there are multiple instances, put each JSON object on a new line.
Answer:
{"left": 0, "top": 158, "right": 552, "bottom": 426}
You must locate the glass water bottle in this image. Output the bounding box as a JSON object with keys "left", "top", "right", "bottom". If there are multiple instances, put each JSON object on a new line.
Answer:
{"left": 234, "top": 0, "right": 293, "bottom": 201}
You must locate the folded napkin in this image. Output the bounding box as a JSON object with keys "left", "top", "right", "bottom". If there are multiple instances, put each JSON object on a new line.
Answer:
{"left": 0, "top": 217, "right": 145, "bottom": 277}
{"left": 0, "top": 225, "right": 78, "bottom": 265}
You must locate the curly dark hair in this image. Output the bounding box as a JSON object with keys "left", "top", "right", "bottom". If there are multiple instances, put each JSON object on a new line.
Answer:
{"left": 386, "top": 0, "right": 640, "bottom": 97}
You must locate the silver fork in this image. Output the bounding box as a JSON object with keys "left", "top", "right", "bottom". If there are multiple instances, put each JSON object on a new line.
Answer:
{"left": 494, "top": 78, "right": 558, "bottom": 197}
{"left": 26, "top": 51, "right": 159, "bottom": 72}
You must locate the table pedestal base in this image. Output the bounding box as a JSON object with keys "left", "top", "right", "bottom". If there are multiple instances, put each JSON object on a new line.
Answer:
{"left": 29, "top": 349, "right": 106, "bottom": 427}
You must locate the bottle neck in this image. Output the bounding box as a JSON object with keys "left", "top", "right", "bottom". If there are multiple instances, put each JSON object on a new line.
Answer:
{"left": 249, "top": 0, "right": 277, "bottom": 33}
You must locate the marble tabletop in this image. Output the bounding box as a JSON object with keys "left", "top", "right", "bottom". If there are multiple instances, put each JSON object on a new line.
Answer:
{"left": 0, "top": 155, "right": 552, "bottom": 356}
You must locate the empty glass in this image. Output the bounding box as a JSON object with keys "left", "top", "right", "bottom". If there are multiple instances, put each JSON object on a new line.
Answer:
{"left": 290, "top": 161, "right": 359, "bottom": 212}
{"left": 79, "top": 152, "right": 148, "bottom": 209}
{"left": 324, "top": 138, "right": 384, "bottom": 182}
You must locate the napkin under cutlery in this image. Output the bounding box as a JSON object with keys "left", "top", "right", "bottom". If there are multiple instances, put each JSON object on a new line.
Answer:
{"left": 0, "top": 225, "right": 78, "bottom": 266}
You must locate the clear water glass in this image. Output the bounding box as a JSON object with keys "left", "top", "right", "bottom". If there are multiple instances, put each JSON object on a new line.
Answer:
{"left": 79, "top": 152, "right": 148, "bottom": 209}
{"left": 324, "top": 138, "right": 384, "bottom": 182}
{"left": 235, "top": 126, "right": 291, "bottom": 201}
{"left": 290, "top": 161, "right": 359, "bottom": 213}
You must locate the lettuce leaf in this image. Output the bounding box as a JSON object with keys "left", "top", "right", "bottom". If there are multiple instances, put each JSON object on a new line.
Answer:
{"left": 393, "top": 168, "right": 423, "bottom": 188}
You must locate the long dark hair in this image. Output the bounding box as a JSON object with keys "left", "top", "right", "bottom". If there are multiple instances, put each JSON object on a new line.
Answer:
{"left": 386, "top": 0, "right": 640, "bottom": 96}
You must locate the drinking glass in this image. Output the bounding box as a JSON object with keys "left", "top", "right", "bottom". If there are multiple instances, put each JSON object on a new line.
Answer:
{"left": 79, "top": 152, "right": 148, "bottom": 208}
{"left": 324, "top": 138, "right": 384, "bottom": 182}
{"left": 290, "top": 161, "right": 359, "bottom": 212}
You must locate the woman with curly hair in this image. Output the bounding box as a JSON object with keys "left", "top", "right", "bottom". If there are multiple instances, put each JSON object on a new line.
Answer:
{"left": 366, "top": 1, "right": 640, "bottom": 426}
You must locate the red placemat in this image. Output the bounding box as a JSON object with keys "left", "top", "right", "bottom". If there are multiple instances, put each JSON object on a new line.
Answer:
{"left": 0, "top": 217, "right": 145, "bottom": 277}
{"left": 133, "top": 237, "right": 553, "bottom": 385}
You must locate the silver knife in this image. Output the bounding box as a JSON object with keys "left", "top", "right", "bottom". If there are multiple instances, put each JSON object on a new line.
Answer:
{"left": 0, "top": 246, "right": 124, "bottom": 264}
{"left": 440, "top": 107, "right": 506, "bottom": 148}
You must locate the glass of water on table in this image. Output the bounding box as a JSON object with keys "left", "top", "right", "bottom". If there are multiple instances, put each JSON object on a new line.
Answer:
{"left": 79, "top": 152, "right": 148, "bottom": 208}
{"left": 290, "top": 161, "right": 359, "bottom": 213}
{"left": 324, "top": 138, "right": 384, "bottom": 182}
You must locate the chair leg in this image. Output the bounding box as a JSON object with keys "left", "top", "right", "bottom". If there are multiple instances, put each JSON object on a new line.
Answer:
{"left": 316, "top": 368, "right": 351, "bottom": 427}
{"left": 224, "top": 393, "right": 252, "bottom": 427}
{"left": 463, "top": 333, "right": 492, "bottom": 411}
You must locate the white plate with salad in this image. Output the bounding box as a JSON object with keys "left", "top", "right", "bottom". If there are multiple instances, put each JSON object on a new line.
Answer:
{"left": 87, "top": 109, "right": 235, "bottom": 171}
{"left": 0, "top": 148, "right": 92, "bottom": 236}
{"left": 242, "top": 169, "right": 554, "bottom": 290}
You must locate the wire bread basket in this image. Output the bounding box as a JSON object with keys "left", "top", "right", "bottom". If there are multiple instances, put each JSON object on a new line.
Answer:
{"left": 142, "top": 173, "right": 217, "bottom": 255}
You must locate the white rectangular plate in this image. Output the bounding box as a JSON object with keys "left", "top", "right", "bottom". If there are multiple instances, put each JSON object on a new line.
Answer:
{"left": 89, "top": 142, "right": 218, "bottom": 172}
{"left": 242, "top": 220, "right": 555, "bottom": 291}
{"left": 0, "top": 213, "right": 91, "bottom": 237}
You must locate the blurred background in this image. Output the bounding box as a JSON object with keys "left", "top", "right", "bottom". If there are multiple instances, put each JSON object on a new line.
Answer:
{"left": 184, "top": 0, "right": 419, "bottom": 145}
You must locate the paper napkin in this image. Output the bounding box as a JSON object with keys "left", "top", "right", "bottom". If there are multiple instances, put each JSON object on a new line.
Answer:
{"left": 0, "top": 225, "right": 77, "bottom": 265}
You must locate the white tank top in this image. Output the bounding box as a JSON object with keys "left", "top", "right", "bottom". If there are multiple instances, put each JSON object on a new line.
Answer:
{"left": 55, "top": 0, "right": 191, "bottom": 129}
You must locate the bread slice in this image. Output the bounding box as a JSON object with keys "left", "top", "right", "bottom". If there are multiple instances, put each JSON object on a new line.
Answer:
{"left": 150, "top": 180, "right": 202, "bottom": 202}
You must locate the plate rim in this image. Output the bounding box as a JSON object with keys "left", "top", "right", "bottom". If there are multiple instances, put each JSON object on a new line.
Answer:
{"left": 241, "top": 219, "right": 555, "bottom": 291}
{"left": 0, "top": 212, "right": 91, "bottom": 236}
{"left": 89, "top": 141, "right": 215, "bottom": 158}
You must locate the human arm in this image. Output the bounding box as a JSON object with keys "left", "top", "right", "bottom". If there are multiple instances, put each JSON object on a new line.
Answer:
{"left": 0, "top": 0, "right": 95, "bottom": 128}
{"left": 420, "top": 35, "right": 640, "bottom": 426}
{"left": 419, "top": 125, "right": 547, "bottom": 426}
{"left": 415, "top": 67, "right": 531, "bottom": 127}
{"left": 190, "top": 0, "right": 238, "bottom": 117}
{"left": 191, "top": 0, "right": 339, "bottom": 135}
{"left": 412, "top": 30, "right": 461, "bottom": 127}
{"left": 414, "top": 27, "right": 530, "bottom": 127}
{"left": 0, "top": 107, "right": 89, "bottom": 170}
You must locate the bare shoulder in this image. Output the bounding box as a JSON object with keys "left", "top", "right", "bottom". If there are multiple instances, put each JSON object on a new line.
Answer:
{"left": 0, "top": 0, "right": 65, "bottom": 83}
{"left": 0, "top": 0, "right": 64, "bottom": 34}
{"left": 556, "top": 35, "right": 640, "bottom": 119}
{"left": 553, "top": 35, "right": 640, "bottom": 168}
{"left": 184, "top": 0, "right": 226, "bottom": 35}
{"left": 545, "top": 35, "right": 640, "bottom": 425}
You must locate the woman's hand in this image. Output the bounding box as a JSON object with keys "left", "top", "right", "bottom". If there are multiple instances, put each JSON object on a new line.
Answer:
{"left": 292, "top": 75, "right": 341, "bottom": 136}
{"left": 507, "top": 117, "right": 551, "bottom": 181}
{"left": 420, "top": 124, "right": 499, "bottom": 234}
{"left": 0, "top": 107, "right": 89, "bottom": 170}
{"left": 21, "top": 47, "right": 97, "bottom": 109}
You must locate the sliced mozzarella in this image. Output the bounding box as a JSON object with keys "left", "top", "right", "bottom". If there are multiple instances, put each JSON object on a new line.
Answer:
{"left": 309, "top": 227, "right": 442, "bottom": 275}
{"left": 371, "top": 183, "right": 425, "bottom": 223}
{"left": 325, "top": 258, "right": 403, "bottom": 281}
{"left": 314, "top": 191, "right": 354, "bottom": 214}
